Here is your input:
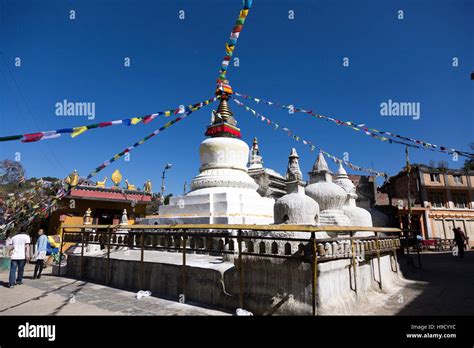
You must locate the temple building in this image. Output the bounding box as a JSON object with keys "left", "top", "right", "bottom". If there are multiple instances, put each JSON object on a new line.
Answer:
{"left": 151, "top": 95, "right": 274, "bottom": 224}
{"left": 47, "top": 169, "right": 152, "bottom": 237}
{"left": 379, "top": 164, "right": 474, "bottom": 247}
{"left": 248, "top": 137, "right": 286, "bottom": 199}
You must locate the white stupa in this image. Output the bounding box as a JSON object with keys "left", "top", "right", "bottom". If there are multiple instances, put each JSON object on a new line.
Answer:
{"left": 274, "top": 148, "right": 319, "bottom": 225}
{"left": 156, "top": 96, "right": 274, "bottom": 224}
{"left": 305, "top": 153, "right": 352, "bottom": 226}
{"left": 334, "top": 163, "right": 374, "bottom": 233}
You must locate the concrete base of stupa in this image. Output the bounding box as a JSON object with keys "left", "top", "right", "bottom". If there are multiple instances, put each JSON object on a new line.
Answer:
{"left": 65, "top": 248, "right": 408, "bottom": 315}
{"left": 319, "top": 210, "right": 352, "bottom": 226}
{"left": 149, "top": 187, "right": 274, "bottom": 225}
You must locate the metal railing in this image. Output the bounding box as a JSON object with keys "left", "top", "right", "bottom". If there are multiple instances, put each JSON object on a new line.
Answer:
{"left": 59, "top": 224, "right": 402, "bottom": 315}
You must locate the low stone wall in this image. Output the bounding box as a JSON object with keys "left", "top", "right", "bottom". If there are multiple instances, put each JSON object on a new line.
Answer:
{"left": 66, "top": 249, "right": 404, "bottom": 315}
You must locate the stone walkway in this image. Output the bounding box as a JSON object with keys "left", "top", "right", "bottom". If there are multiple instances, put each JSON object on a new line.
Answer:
{"left": 357, "top": 250, "right": 474, "bottom": 315}
{"left": 1, "top": 251, "right": 472, "bottom": 315}
{"left": 0, "top": 264, "right": 230, "bottom": 316}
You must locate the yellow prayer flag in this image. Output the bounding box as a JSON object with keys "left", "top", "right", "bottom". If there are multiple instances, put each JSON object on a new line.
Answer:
{"left": 130, "top": 117, "right": 141, "bottom": 125}
{"left": 225, "top": 43, "right": 235, "bottom": 53}
{"left": 71, "top": 126, "right": 88, "bottom": 138}
{"left": 240, "top": 9, "right": 249, "bottom": 18}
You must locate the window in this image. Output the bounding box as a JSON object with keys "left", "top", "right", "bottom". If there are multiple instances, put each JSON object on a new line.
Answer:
{"left": 453, "top": 175, "right": 463, "bottom": 184}
{"left": 431, "top": 192, "right": 444, "bottom": 208}
{"left": 430, "top": 173, "right": 440, "bottom": 182}
{"left": 453, "top": 194, "right": 468, "bottom": 209}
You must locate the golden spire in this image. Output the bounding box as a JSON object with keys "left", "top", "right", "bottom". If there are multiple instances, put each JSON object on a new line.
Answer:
{"left": 211, "top": 96, "right": 237, "bottom": 127}
{"left": 216, "top": 98, "right": 233, "bottom": 118}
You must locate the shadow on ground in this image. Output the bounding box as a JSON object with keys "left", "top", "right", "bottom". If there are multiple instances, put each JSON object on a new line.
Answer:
{"left": 396, "top": 250, "right": 473, "bottom": 315}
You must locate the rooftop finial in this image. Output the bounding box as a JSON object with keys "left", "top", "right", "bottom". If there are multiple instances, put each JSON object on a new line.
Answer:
{"left": 312, "top": 152, "right": 332, "bottom": 174}
{"left": 337, "top": 162, "right": 347, "bottom": 176}
{"left": 248, "top": 136, "right": 263, "bottom": 169}
{"left": 252, "top": 137, "right": 259, "bottom": 155}
{"left": 309, "top": 152, "right": 334, "bottom": 184}
{"left": 286, "top": 148, "right": 302, "bottom": 182}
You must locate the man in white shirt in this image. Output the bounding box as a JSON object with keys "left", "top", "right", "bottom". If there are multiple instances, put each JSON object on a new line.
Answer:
{"left": 7, "top": 231, "right": 31, "bottom": 288}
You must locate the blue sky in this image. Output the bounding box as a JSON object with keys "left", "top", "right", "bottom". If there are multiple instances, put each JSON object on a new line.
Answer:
{"left": 1, "top": 0, "right": 473, "bottom": 195}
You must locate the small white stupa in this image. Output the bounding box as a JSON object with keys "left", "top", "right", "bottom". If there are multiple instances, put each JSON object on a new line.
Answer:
{"left": 305, "top": 153, "right": 352, "bottom": 226}
{"left": 274, "top": 148, "right": 319, "bottom": 225}
{"left": 156, "top": 96, "right": 274, "bottom": 224}
{"left": 334, "top": 163, "right": 374, "bottom": 235}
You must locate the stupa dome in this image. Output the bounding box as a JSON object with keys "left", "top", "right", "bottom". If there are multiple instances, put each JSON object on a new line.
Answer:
{"left": 342, "top": 205, "right": 373, "bottom": 227}
{"left": 274, "top": 193, "right": 319, "bottom": 224}
{"left": 190, "top": 137, "right": 259, "bottom": 192}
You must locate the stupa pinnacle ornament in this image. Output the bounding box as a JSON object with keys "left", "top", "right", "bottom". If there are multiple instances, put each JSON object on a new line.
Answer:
{"left": 205, "top": 79, "right": 241, "bottom": 138}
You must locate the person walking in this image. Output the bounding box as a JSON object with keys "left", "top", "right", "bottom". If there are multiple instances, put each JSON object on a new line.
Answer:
{"left": 453, "top": 227, "right": 467, "bottom": 259}
{"left": 33, "top": 229, "right": 48, "bottom": 279}
{"left": 7, "top": 230, "right": 31, "bottom": 288}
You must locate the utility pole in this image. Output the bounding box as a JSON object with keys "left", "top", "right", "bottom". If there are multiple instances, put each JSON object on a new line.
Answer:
{"left": 160, "top": 163, "right": 172, "bottom": 205}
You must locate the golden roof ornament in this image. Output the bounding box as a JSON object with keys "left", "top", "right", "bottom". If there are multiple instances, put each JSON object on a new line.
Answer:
{"left": 65, "top": 169, "right": 79, "bottom": 187}
{"left": 125, "top": 179, "right": 136, "bottom": 191}
{"left": 144, "top": 179, "right": 152, "bottom": 194}
{"left": 95, "top": 177, "right": 107, "bottom": 188}
{"left": 111, "top": 169, "right": 122, "bottom": 188}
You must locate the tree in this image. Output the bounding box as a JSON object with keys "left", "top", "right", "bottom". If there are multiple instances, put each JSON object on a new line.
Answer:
{"left": 463, "top": 143, "right": 474, "bottom": 171}
{"left": 0, "top": 160, "right": 25, "bottom": 189}
{"left": 437, "top": 160, "right": 449, "bottom": 172}
{"left": 0, "top": 160, "right": 63, "bottom": 238}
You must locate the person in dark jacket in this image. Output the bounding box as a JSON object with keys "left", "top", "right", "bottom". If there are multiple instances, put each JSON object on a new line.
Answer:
{"left": 453, "top": 227, "right": 467, "bottom": 258}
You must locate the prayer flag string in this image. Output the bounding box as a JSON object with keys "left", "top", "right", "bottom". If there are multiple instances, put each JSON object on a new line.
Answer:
{"left": 216, "top": 0, "right": 253, "bottom": 82}
{"left": 232, "top": 97, "right": 387, "bottom": 177}
{"left": 0, "top": 96, "right": 215, "bottom": 144}
{"left": 2, "top": 96, "right": 219, "bottom": 232}
{"left": 233, "top": 92, "right": 474, "bottom": 159}
{"left": 85, "top": 97, "right": 218, "bottom": 179}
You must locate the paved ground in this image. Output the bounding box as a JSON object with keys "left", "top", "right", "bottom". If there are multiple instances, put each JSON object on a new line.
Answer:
{"left": 0, "top": 251, "right": 472, "bottom": 315}
{"left": 0, "top": 263, "right": 230, "bottom": 316}
{"left": 359, "top": 250, "right": 474, "bottom": 315}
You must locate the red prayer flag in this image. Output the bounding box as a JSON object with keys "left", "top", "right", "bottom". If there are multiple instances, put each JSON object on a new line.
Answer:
{"left": 142, "top": 115, "right": 154, "bottom": 124}
{"left": 22, "top": 133, "right": 44, "bottom": 143}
